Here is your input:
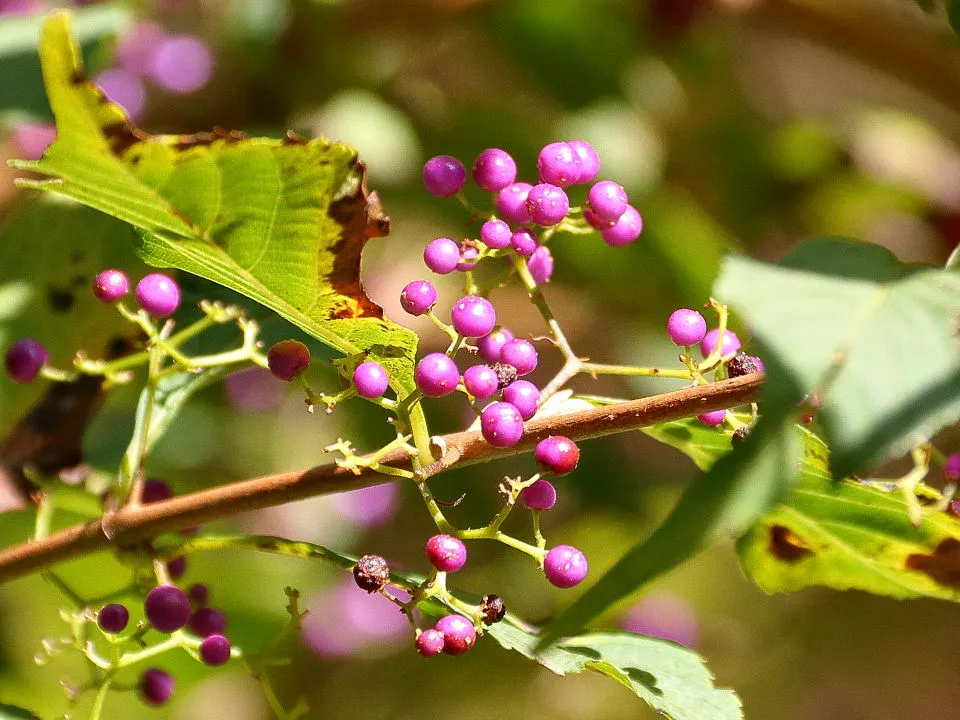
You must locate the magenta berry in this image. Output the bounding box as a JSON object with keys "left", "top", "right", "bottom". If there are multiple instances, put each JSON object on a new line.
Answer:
{"left": 473, "top": 148, "right": 517, "bottom": 192}
{"left": 167, "top": 555, "right": 187, "bottom": 580}
{"left": 424, "top": 237, "right": 461, "bottom": 274}
{"left": 667, "top": 309, "right": 707, "bottom": 347}
{"left": 425, "top": 534, "right": 468, "bottom": 573}
{"left": 423, "top": 155, "right": 466, "bottom": 197}
{"left": 450, "top": 296, "right": 497, "bottom": 338}
{"left": 187, "top": 583, "right": 209, "bottom": 607}
{"left": 267, "top": 339, "right": 311, "bottom": 381}
{"left": 480, "top": 401, "right": 525, "bottom": 447}
{"left": 415, "top": 628, "right": 445, "bottom": 657}
{"left": 699, "top": 329, "right": 741, "bottom": 358}
{"left": 500, "top": 338, "right": 538, "bottom": 376}
{"left": 480, "top": 218, "right": 512, "bottom": 250}
{"left": 584, "top": 206, "right": 616, "bottom": 230}
{"left": 142, "top": 478, "right": 172, "bottom": 504}
{"left": 600, "top": 205, "right": 643, "bottom": 247}
{"left": 92, "top": 269, "right": 130, "bottom": 303}
{"left": 496, "top": 182, "right": 533, "bottom": 225}
{"left": 526, "top": 183, "right": 570, "bottom": 226}
{"left": 140, "top": 668, "right": 174, "bottom": 706}
{"left": 537, "top": 141, "right": 582, "bottom": 187}
{"left": 400, "top": 280, "right": 438, "bottom": 316}
{"left": 477, "top": 327, "right": 514, "bottom": 364}
{"left": 543, "top": 545, "right": 588, "bottom": 588}
{"left": 520, "top": 479, "right": 557, "bottom": 511}
{"left": 199, "top": 634, "right": 231, "bottom": 666}
{"left": 144, "top": 585, "right": 191, "bottom": 633}
{"left": 188, "top": 607, "right": 228, "bottom": 637}
{"left": 568, "top": 140, "right": 600, "bottom": 183}
{"left": 457, "top": 242, "right": 480, "bottom": 271}
{"left": 534, "top": 436, "right": 580, "bottom": 476}
{"left": 97, "top": 603, "right": 130, "bottom": 633}
{"left": 4, "top": 338, "right": 48, "bottom": 383}
{"left": 528, "top": 246, "right": 554, "bottom": 285}
{"left": 698, "top": 409, "right": 727, "bottom": 427}
{"left": 463, "top": 364, "right": 499, "bottom": 399}
{"left": 944, "top": 453, "right": 960, "bottom": 482}
{"left": 435, "top": 614, "right": 477, "bottom": 655}
{"left": 353, "top": 361, "right": 389, "bottom": 398}
{"left": 415, "top": 353, "right": 460, "bottom": 397}
{"left": 135, "top": 273, "right": 181, "bottom": 317}
{"left": 502, "top": 379, "right": 539, "bottom": 420}
{"left": 587, "top": 181, "right": 629, "bottom": 224}
{"left": 510, "top": 228, "right": 538, "bottom": 257}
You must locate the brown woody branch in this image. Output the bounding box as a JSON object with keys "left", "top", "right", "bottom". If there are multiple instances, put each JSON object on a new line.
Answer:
{"left": 0, "top": 374, "right": 762, "bottom": 584}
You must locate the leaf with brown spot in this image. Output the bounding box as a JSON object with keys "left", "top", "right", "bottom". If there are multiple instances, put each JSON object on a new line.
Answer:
{"left": 906, "top": 538, "right": 960, "bottom": 588}
{"left": 768, "top": 525, "right": 814, "bottom": 563}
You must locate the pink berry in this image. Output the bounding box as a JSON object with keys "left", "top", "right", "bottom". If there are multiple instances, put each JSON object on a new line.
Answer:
{"left": 528, "top": 246, "right": 554, "bottom": 285}
{"left": 353, "top": 361, "right": 389, "bottom": 398}
{"left": 543, "top": 545, "right": 588, "bottom": 588}
{"left": 537, "top": 141, "right": 582, "bottom": 188}
{"left": 502, "top": 380, "right": 539, "bottom": 420}
{"left": 699, "top": 329, "right": 741, "bottom": 358}
{"left": 92, "top": 269, "right": 130, "bottom": 303}
{"left": 415, "top": 353, "right": 460, "bottom": 397}
{"left": 666, "top": 309, "right": 707, "bottom": 347}
{"left": 140, "top": 668, "right": 174, "bottom": 706}
{"left": 424, "top": 237, "right": 461, "bottom": 274}
{"left": 480, "top": 218, "right": 512, "bottom": 250}
{"left": 600, "top": 205, "right": 643, "bottom": 247}
{"left": 199, "top": 634, "right": 231, "bottom": 666}
{"left": 463, "top": 364, "right": 499, "bottom": 399}
{"left": 477, "top": 327, "right": 514, "bottom": 364}
{"left": 500, "top": 338, "right": 538, "bottom": 376}
{"left": 400, "top": 280, "right": 438, "bottom": 316}
{"left": 587, "top": 181, "right": 628, "bottom": 224}
{"left": 267, "top": 340, "right": 311, "bottom": 381}
{"left": 534, "top": 436, "right": 580, "bottom": 476}
{"left": 450, "top": 296, "right": 497, "bottom": 338}
{"left": 698, "top": 410, "right": 726, "bottom": 427}
{"left": 148, "top": 35, "right": 214, "bottom": 94}
{"left": 423, "top": 155, "right": 466, "bottom": 197}
{"left": 435, "top": 614, "right": 476, "bottom": 655}
{"left": 135, "top": 273, "right": 181, "bottom": 317}
{"left": 520, "top": 479, "right": 557, "bottom": 511}
{"left": 496, "top": 182, "right": 533, "bottom": 225}
{"left": 944, "top": 453, "right": 960, "bottom": 482}
{"left": 526, "top": 183, "right": 570, "bottom": 226}
{"left": 4, "top": 338, "right": 48, "bottom": 383}
{"left": 457, "top": 243, "right": 480, "bottom": 271}
{"left": 415, "top": 628, "right": 445, "bottom": 657}
{"left": 425, "top": 534, "right": 467, "bottom": 573}
{"left": 480, "top": 402, "right": 524, "bottom": 447}
{"left": 510, "top": 228, "right": 538, "bottom": 257}
{"left": 473, "top": 148, "right": 517, "bottom": 192}
{"left": 568, "top": 140, "right": 600, "bottom": 183}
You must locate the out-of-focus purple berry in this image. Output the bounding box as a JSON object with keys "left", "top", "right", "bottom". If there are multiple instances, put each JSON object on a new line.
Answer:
{"left": 353, "top": 361, "right": 390, "bottom": 398}
{"left": 188, "top": 607, "right": 227, "bottom": 638}
{"left": 945, "top": 453, "right": 960, "bottom": 483}
{"left": 97, "top": 603, "right": 130, "bottom": 633}
{"left": 520, "top": 479, "right": 557, "bottom": 511}
{"left": 423, "top": 237, "right": 461, "bottom": 274}
{"left": 187, "top": 583, "right": 209, "bottom": 608}
{"left": 543, "top": 545, "right": 588, "bottom": 588}
{"left": 435, "top": 614, "right": 476, "bottom": 655}
{"left": 148, "top": 34, "right": 214, "bottom": 94}
{"left": 400, "top": 279, "right": 438, "bottom": 316}
{"left": 463, "top": 364, "right": 499, "bottom": 399}
{"left": 332, "top": 484, "right": 399, "bottom": 529}
{"left": 415, "top": 628, "right": 445, "bottom": 657}
{"left": 503, "top": 380, "right": 539, "bottom": 420}
{"left": 473, "top": 148, "right": 517, "bottom": 192}
{"left": 267, "top": 340, "right": 311, "bottom": 381}
{"left": 534, "top": 436, "right": 580, "bottom": 476}
{"left": 750, "top": 355, "right": 765, "bottom": 373}
{"left": 450, "top": 296, "right": 497, "bottom": 338}
{"left": 600, "top": 205, "right": 643, "bottom": 247}
{"left": 423, "top": 155, "right": 466, "bottom": 197}
{"left": 10, "top": 122, "right": 55, "bottom": 160}
{"left": 510, "top": 228, "right": 538, "bottom": 257}
{"left": 500, "top": 338, "right": 538, "bottom": 376}
{"left": 94, "top": 68, "right": 146, "bottom": 121}
{"left": 301, "top": 580, "right": 409, "bottom": 658}
{"left": 666, "top": 309, "right": 707, "bottom": 347}
{"left": 477, "top": 327, "right": 513, "bottom": 364}
{"left": 425, "top": 534, "right": 468, "bottom": 573}
{"left": 142, "top": 479, "right": 172, "bottom": 504}
{"left": 526, "top": 183, "right": 570, "bottom": 226}
{"left": 699, "top": 329, "right": 741, "bottom": 358}
{"left": 135, "top": 273, "right": 181, "bottom": 318}
{"left": 4, "top": 338, "right": 48, "bottom": 383}
{"left": 140, "top": 668, "right": 174, "bottom": 706}
{"left": 537, "top": 141, "right": 581, "bottom": 187}
{"left": 415, "top": 353, "right": 460, "bottom": 397}
{"left": 697, "top": 409, "right": 726, "bottom": 427}
{"left": 480, "top": 402, "right": 524, "bottom": 447}
{"left": 621, "top": 592, "right": 700, "bottom": 647}
{"left": 568, "top": 140, "right": 600, "bottom": 183}
{"left": 115, "top": 22, "right": 168, "bottom": 76}
{"left": 587, "top": 181, "right": 629, "bottom": 224}
{"left": 496, "top": 182, "right": 533, "bottom": 225}
{"left": 224, "top": 367, "right": 285, "bottom": 412}
{"left": 528, "top": 246, "right": 554, "bottom": 284}
{"left": 167, "top": 555, "right": 187, "bottom": 580}
{"left": 93, "top": 269, "right": 130, "bottom": 303}
{"left": 480, "top": 218, "right": 512, "bottom": 250}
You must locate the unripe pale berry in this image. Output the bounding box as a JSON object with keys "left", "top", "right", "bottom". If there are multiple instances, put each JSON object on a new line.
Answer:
{"left": 267, "top": 340, "right": 311, "bottom": 381}
{"left": 450, "top": 296, "right": 497, "bottom": 338}
{"left": 140, "top": 668, "right": 174, "bottom": 706}
{"left": 462, "top": 364, "right": 499, "bottom": 399}
{"left": 526, "top": 183, "right": 570, "bottom": 226}
{"left": 600, "top": 205, "right": 643, "bottom": 247}
{"left": 424, "top": 237, "right": 461, "bottom": 274}
{"left": 477, "top": 327, "right": 513, "bottom": 364}
{"left": 543, "top": 545, "right": 588, "bottom": 588}
{"left": 199, "top": 634, "right": 231, "bottom": 666}
{"left": 400, "top": 280, "right": 438, "bottom": 316}
{"left": 415, "top": 353, "right": 460, "bottom": 397}
{"left": 415, "top": 628, "right": 445, "bottom": 657}
{"left": 435, "top": 614, "right": 477, "bottom": 655}
{"left": 135, "top": 273, "right": 181, "bottom": 317}
{"left": 353, "top": 361, "right": 389, "bottom": 398}
{"left": 97, "top": 603, "right": 130, "bottom": 633}
{"left": 699, "top": 329, "right": 741, "bottom": 358}
{"left": 537, "top": 141, "right": 581, "bottom": 187}
{"left": 698, "top": 409, "right": 726, "bottom": 427}
{"left": 93, "top": 269, "right": 130, "bottom": 303}
{"left": 502, "top": 380, "right": 539, "bottom": 420}
{"left": 520, "top": 479, "right": 557, "bottom": 511}
{"left": 423, "top": 155, "right": 466, "bottom": 197}
{"left": 425, "top": 534, "right": 467, "bottom": 573}
{"left": 473, "top": 148, "right": 517, "bottom": 192}
{"left": 528, "top": 246, "right": 554, "bottom": 284}
{"left": 496, "top": 182, "right": 533, "bottom": 225}
{"left": 480, "top": 401, "right": 524, "bottom": 447}
{"left": 500, "top": 338, "right": 538, "bottom": 376}
{"left": 480, "top": 218, "right": 512, "bottom": 250}
{"left": 510, "top": 228, "right": 538, "bottom": 257}
{"left": 4, "top": 338, "right": 48, "bottom": 383}
{"left": 568, "top": 140, "right": 600, "bottom": 183}
{"left": 666, "top": 309, "right": 707, "bottom": 347}
{"left": 587, "top": 180, "right": 629, "bottom": 224}
{"left": 144, "top": 585, "right": 191, "bottom": 633}
{"left": 534, "top": 436, "right": 580, "bottom": 475}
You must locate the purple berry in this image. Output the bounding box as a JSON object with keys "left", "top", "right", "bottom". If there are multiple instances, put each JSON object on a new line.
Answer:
{"left": 187, "top": 583, "right": 209, "bottom": 607}
{"left": 10, "top": 122, "right": 56, "bottom": 160}
{"left": 140, "top": 668, "right": 174, "bottom": 706}
{"left": 726, "top": 352, "right": 759, "bottom": 378}
{"left": 144, "top": 585, "right": 191, "bottom": 633}
{"left": 424, "top": 237, "right": 461, "bottom": 274}
{"left": 534, "top": 436, "right": 580, "bottom": 476}
{"left": 473, "top": 148, "right": 517, "bottom": 192}
{"left": 142, "top": 479, "right": 172, "bottom": 504}
{"left": 353, "top": 361, "right": 389, "bottom": 398}
{"left": 520, "top": 479, "right": 557, "bottom": 511}
{"left": 95, "top": 68, "right": 146, "bottom": 121}
{"left": 415, "top": 628, "right": 445, "bottom": 657}
{"left": 477, "top": 327, "right": 514, "bottom": 364}
{"left": 666, "top": 309, "right": 707, "bottom": 347}
{"left": 415, "top": 353, "right": 460, "bottom": 397}
{"left": 435, "top": 614, "right": 476, "bottom": 655}
{"left": 4, "top": 338, "right": 48, "bottom": 383}
{"left": 425, "top": 534, "right": 468, "bottom": 573}
{"left": 92, "top": 269, "right": 130, "bottom": 303}
{"left": 543, "top": 545, "right": 588, "bottom": 588}
{"left": 502, "top": 380, "right": 539, "bottom": 420}
{"left": 480, "top": 218, "right": 512, "bottom": 250}
{"left": 167, "top": 556, "right": 187, "bottom": 580}
{"left": 600, "top": 205, "right": 643, "bottom": 247}
{"left": 584, "top": 206, "right": 616, "bottom": 230}
{"left": 528, "top": 246, "right": 554, "bottom": 285}
{"left": 353, "top": 554, "right": 390, "bottom": 593}
{"left": 423, "top": 155, "right": 466, "bottom": 197}
{"left": 97, "top": 603, "right": 129, "bottom": 633}
{"left": 400, "top": 280, "right": 438, "bottom": 316}
{"left": 698, "top": 409, "right": 726, "bottom": 427}
{"left": 148, "top": 35, "right": 214, "bottom": 94}
{"left": 699, "top": 329, "right": 741, "bottom": 358}
{"left": 750, "top": 355, "right": 766, "bottom": 373}
{"left": 944, "top": 453, "right": 960, "bottom": 482}
{"left": 493, "top": 362, "right": 518, "bottom": 388}
{"left": 450, "top": 296, "right": 497, "bottom": 338}
{"left": 188, "top": 607, "right": 227, "bottom": 637}
{"left": 526, "top": 183, "right": 570, "bottom": 226}
{"left": 496, "top": 182, "right": 533, "bottom": 225}
{"left": 463, "top": 364, "right": 499, "bottom": 399}
{"left": 479, "top": 594, "right": 506, "bottom": 625}
{"left": 587, "top": 181, "right": 629, "bottom": 224}
{"left": 267, "top": 340, "right": 311, "bottom": 381}
{"left": 510, "top": 228, "right": 538, "bottom": 257}
{"left": 135, "top": 273, "right": 181, "bottom": 317}
{"left": 568, "top": 140, "right": 600, "bottom": 183}
{"left": 480, "top": 401, "right": 524, "bottom": 447}
{"left": 199, "top": 634, "right": 231, "bottom": 666}
{"left": 500, "top": 338, "right": 538, "bottom": 376}
{"left": 457, "top": 242, "right": 480, "bottom": 271}
{"left": 537, "top": 141, "right": 582, "bottom": 187}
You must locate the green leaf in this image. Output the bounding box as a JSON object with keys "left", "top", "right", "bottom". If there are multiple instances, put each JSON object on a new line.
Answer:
{"left": 738, "top": 434, "right": 960, "bottom": 600}
{"left": 715, "top": 238, "right": 960, "bottom": 477}
{"left": 10, "top": 12, "right": 417, "bottom": 390}
{"left": 641, "top": 416, "right": 744, "bottom": 471}
{"left": 949, "top": 0, "right": 960, "bottom": 34}
{"left": 0, "top": 704, "right": 41, "bottom": 720}
{"left": 487, "top": 623, "right": 742, "bottom": 720}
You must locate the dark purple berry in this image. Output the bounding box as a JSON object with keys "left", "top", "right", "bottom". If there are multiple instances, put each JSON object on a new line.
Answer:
{"left": 353, "top": 554, "right": 390, "bottom": 593}
{"left": 543, "top": 545, "right": 588, "bottom": 588}
{"left": 450, "top": 296, "right": 497, "bottom": 338}
{"left": 492, "top": 362, "right": 518, "bottom": 388}
{"left": 510, "top": 228, "right": 538, "bottom": 257}
{"left": 600, "top": 205, "right": 643, "bottom": 247}
{"left": 424, "top": 237, "right": 461, "bottom": 274}
{"left": 167, "top": 555, "right": 187, "bottom": 580}
{"left": 726, "top": 352, "right": 759, "bottom": 378}
{"left": 92, "top": 269, "right": 130, "bottom": 303}
{"left": 477, "top": 327, "right": 514, "bottom": 364}
{"left": 142, "top": 479, "right": 172, "bottom": 504}
{"left": 666, "top": 309, "right": 707, "bottom": 347}
{"left": 353, "top": 361, "right": 389, "bottom": 398}
{"left": 135, "top": 273, "right": 181, "bottom": 317}
{"left": 496, "top": 182, "right": 533, "bottom": 225}
{"left": 480, "top": 402, "right": 524, "bottom": 447}
{"left": 528, "top": 246, "right": 554, "bottom": 284}
{"left": 480, "top": 219, "right": 512, "bottom": 250}
{"left": 479, "top": 594, "right": 506, "bottom": 625}
{"left": 502, "top": 379, "right": 539, "bottom": 420}
{"left": 520, "top": 479, "right": 557, "bottom": 511}
{"left": 4, "top": 338, "right": 48, "bottom": 383}
{"left": 267, "top": 340, "right": 311, "bottom": 381}
{"left": 698, "top": 409, "right": 726, "bottom": 427}
{"left": 457, "top": 242, "right": 480, "bottom": 271}
{"left": 425, "top": 534, "right": 467, "bottom": 573}
{"left": 435, "top": 614, "right": 476, "bottom": 655}
{"left": 537, "top": 141, "right": 581, "bottom": 187}
{"left": 462, "top": 364, "right": 499, "bottom": 399}
{"left": 945, "top": 453, "right": 960, "bottom": 483}
{"left": 415, "top": 353, "right": 460, "bottom": 397}
{"left": 199, "top": 634, "right": 231, "bottom": 666}
{"left": 97, "top": 603, "right": 129, "bottom": 633}
{"left": 187, "top": 583, "right": 209, "bottom": 607}
{"left": 415, "top": 628, "right": 445, "bottom": 657}
{"left": 500, "top": 338, "right": 538, "bottom": 376}
{"left": 526, "top": 183, "right": 570, "bottom": 226}
{"left": 587, "top": 181, "right": 628, "bottom": 224}
{"left": 534, "top": 436, "right": 580, "bottom": 475}
{"left": 188, "top": 607, "right": 227, "bottom": 637}
{"left": 750, "top": 355, "right": 765, "bottom": 373}
{"left": 472, "top": 148, "right": 517, "bottom": 192}
{"left": 699, "top": 329, "right": 741, "bottom": 358}
{"left": 144, "top": 585, "right": 190, "bottom": 633}
{"left": 400, "top": 280, "right": 438, "bottom": 316}
{"left": 423, "top": 155, "right": 466, "bottom": 197}
{"left": 568, "top": 140, "right": 600, "bottom": 183}
{"left": 140, "top": 668, "right": 174, "bottom": 706}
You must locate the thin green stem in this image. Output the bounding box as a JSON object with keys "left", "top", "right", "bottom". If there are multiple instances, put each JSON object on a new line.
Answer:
{"left": 580, "top": 361, "right": 693, "bottom": 380}
{"left": 87, "top": 677, "right": 112, "bottom": 720}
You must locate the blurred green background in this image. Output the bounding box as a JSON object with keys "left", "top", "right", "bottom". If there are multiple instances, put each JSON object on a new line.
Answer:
{"left": 1, "top": 0, "right": 959, "bottom": 718}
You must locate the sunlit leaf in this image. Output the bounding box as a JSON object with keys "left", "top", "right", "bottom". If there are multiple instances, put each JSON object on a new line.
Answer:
{"left": 0, "top": 704, "right": 41, "bottom": 720}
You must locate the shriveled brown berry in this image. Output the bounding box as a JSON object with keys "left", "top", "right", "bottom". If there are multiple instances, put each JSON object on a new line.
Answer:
{"left": 479, "top": 594, "right": 506, "bottom": 625}
{"left": 353, "top": 554, "right": 390, "bottom": 593}
{"left": 731, "top": 426, "right": 751, "bottom": 445}
{"left": 726, "top": 352, "right": 758, "bottom": 379}
{"left": 493, "top": 362, "right": 518, "bottom": 389}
